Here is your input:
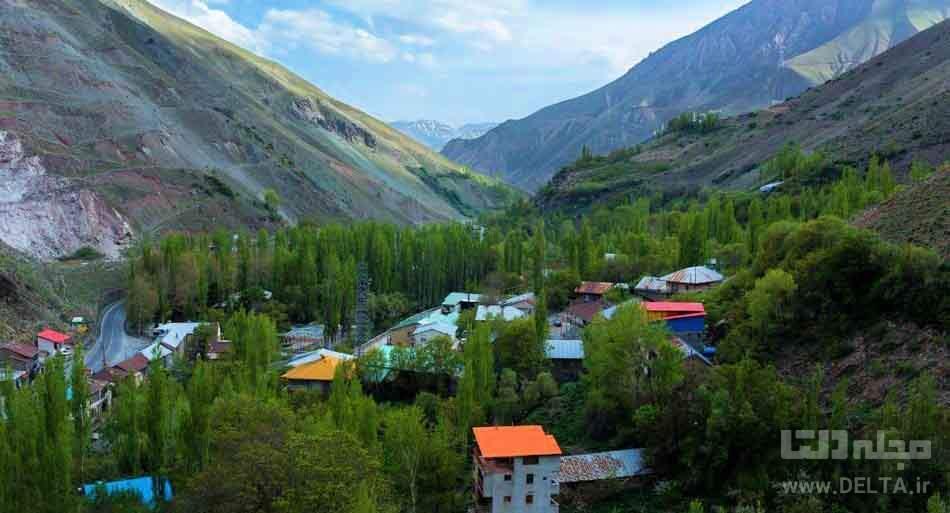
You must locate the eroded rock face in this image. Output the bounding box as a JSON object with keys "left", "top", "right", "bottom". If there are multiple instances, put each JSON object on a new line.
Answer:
{"left": 0, "top": 130, "right": 132, "bottom": 260}
{"left": 291, "top": 98, "right": 377, "bottom": 148}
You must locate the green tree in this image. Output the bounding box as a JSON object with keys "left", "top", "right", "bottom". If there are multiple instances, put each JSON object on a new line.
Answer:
{"left": 69, "top": 345, "right": 91, "bottom": 482}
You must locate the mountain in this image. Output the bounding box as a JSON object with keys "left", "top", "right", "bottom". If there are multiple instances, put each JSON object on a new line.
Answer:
{"left": 443, "top": 0, "right": 950, "bottom": 191}
{"left": 537, "top": 19, "right": 950, "bottom": 214}
{"left": 0, "top": 0, "right": 515, "bottom": 261}
{"left": 854, "top": 166, "right": 950, "bottom": 258}
{"left": 392, "top": 120, "right": 499, "bottom": 151}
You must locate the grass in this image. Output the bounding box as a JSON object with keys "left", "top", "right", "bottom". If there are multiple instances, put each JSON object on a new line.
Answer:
{"left": 58, "top": 246, "right": 104, "bottom": 262}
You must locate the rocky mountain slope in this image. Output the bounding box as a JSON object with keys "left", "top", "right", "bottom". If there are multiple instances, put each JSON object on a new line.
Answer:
{"left": 444, "top": 0, "right": 950, "bottom": 191}
{"left": 0, "top": 0, "right": 514, "bottom": 261}
{"left": 392, "top": 120, "right": 498, "bottom": 151}
{"left": 537, "top": 19, "right": 950, "bottom": 215}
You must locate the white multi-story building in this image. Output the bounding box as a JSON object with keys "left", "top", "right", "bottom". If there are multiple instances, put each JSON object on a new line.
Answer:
{"left": 473, "top": 426, "right": 562, "bottom": 513}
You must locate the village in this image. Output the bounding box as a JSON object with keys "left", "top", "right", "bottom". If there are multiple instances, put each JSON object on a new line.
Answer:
{"left": 0, "top": 261, "right": 725, "bottom": 511}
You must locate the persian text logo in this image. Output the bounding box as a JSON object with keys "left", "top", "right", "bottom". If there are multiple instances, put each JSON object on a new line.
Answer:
{"left": 781, "top": 430, "right": 931, "bottom": 469}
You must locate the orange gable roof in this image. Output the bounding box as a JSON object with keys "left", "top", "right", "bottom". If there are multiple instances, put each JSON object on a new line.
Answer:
{"left": 281, "top": 355, "right": 343, "bottom": 382}
{"left": 473, "top": 425, "right": 562, "bottom": 459}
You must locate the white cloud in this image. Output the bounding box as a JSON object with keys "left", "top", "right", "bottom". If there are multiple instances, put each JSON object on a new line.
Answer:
{"left": 399, "top": 34, "right": 436, "bottom": 47}
{"left": 260, "top": 9, "right": 399, "bottom": 63}
{"left": 148, "top": 0, "right": 261, "bottom": 51}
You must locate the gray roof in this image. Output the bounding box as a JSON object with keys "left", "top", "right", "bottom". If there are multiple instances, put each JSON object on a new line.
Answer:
{"left": 413, "top": 323, "right": 457, "bottom": 337}
{"left": 545, "top": 339, "right": 584, "bottom": 360}
{"left": 634, "top": 276, "right": 669, "bottom": 293}
{"left": 283, "top": 324, "right": 325, "bottom": 338}
{"left": 501, "top": 292, "right": 535, "bottom": 307}
{"left": 660, "top": 266, "right": 724, "bottom": 285}
{"left": 442, "top": 292, "right": 483, "bottom": 307}
{"left": 558, "top": 449, "right": 650, "bottom": 483}
{"left": 476, "top": 305, "right": 526, "bottom": 322}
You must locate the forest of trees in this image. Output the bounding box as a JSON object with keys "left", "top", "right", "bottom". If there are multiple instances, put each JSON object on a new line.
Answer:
{"left": 2, "top": 143, "right": 947, "bottom": 513}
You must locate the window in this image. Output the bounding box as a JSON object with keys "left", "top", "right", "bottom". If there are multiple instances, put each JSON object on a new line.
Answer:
{"left": 504, "top": 474, "right": 512, "bottom": 481}
{"left": 504, "top": 496, "right": 511, "bottom": 503}
{"left": 526, "top": 473, "right": 534, "bottom": 484}
{"left": 523, "top": 456, "right": 539, "bottom": 465}
{"left": 526, "top": 495, "right": 534, "bottom": 504}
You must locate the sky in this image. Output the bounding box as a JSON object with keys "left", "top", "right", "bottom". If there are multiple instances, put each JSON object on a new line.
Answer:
{"left": 148, "top": 0, "right": 749, "bottom": 126}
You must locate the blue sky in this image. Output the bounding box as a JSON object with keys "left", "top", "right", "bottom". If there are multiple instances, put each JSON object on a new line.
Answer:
{"left": 149, "top": 0, "right": 748, "bottom": 126}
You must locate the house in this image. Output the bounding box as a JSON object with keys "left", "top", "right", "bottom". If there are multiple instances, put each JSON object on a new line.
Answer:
{"left": 502, "top": 293, "right": 536, "bottom": 316}
{"left": 116, "top": 354, "right": 150, "bottom": 382}
{"left": 36, "top": 328, "right": 72, "bottom": 358}
{"left": 81, "top": 476, "right": 173, "bottom": 507}
{"left": 287, "top": 348, "right": 355, "bottom": 368}
{"left": 641, "top": 301, "right": 705, "bottom": 321}
{"left": 139, "top": 341, "right": 174, "bottom": 368}
{"left": 473, "top": 425, "right": 562, "bottom": 513}
{"left": 545, "top": 340, "right": 584, "bottom": 382}
{"left": 476, "top": 305, "right": 527, "bottom": 322}
{"left": 442, "top": 292, "right": 483, "bottom": 313}
{"left": 281, "top": 354, "right": 348, "bottom": 393}
{"left": 574, "top": 282, "right": 614, "bottom": 303}
{"left": 206, "top": 339, "right": 232, "bottom": 360}
{"left": 633, "top": 276, "right": 671, "bottom": 299}
{"left": 282, "top": 324, "right": 326, "bottom": 352}
{"left": 0, "top": 342, "right": 40, "bottom": 374}
{"left": 152, "top": 322, "right": 203, "bottom": 357}
{"left": 659, "top": 266, "right": 724, "bottom": 294}
{"left": 564, "top": 300, "right": 608, "bottom": 327}
{"left": 557, "top": 449, "right": 650, "bottom": 483}
{"left": 411, "top": 323, "right": 458, "bottom": 346}
{"left": 91, "top": 366, "right": 129, "bottom": 384}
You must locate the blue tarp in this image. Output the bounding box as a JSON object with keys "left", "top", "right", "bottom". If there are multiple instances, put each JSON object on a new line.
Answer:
{"left": 82, "top": 476, "right": 173, "bottom": 506}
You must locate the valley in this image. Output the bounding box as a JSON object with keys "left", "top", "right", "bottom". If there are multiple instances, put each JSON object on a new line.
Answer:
{"left": 0, "top": 2, "right": 947, "bottom": 513}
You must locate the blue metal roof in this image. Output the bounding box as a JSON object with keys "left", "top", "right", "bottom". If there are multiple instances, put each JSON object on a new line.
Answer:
{"left": 82, "top": 476, "right": 173, "bottom": 506}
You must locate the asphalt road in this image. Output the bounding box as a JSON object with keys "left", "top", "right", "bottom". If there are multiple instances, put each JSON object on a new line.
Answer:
{"left": 85, "top": 302, "right": 149, "bottom": 373}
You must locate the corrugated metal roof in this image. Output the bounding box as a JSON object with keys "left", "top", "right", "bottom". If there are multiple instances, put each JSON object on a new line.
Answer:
{"left": 557, "top": 449, "right": 649, "bottom": 483}
{"left": 413, "top": 322, "right": 457, "bottom": 337}
{"left": 545, "top": 339, "right": 584, "bottom": 360}
{"left": 154, "top": 322, "right": 202, "bottom": 350}
{"left": 634, "top": 276, "right": 669, "bottom": 293}
{"left": 37, "top": 328, "right": 71, "bottom": 344}
{"left": 574, "top": 282, "right": 614, "bottom": 295}
{"left": 660, "top": 266, "right": 724, "bottom": 285}
{"left": 502, "top": 292, "right": 536, "bottom": 306}
{"left": 476, "top": 305, "right": 526, "bottom": 321}
{"left": 442, "top": 292, "right": 483, "bottom": 306}
{"left": 283, "top": 324, "right": 325, "bottom": 339}
{"left": 288, "top": 349, "right": 354, "bottom": 367}
{"left": 671, "top": 337, "right": 712, "bottom": 366}
{"left": 642, "top": 302, "right": 705, "bottom": 313}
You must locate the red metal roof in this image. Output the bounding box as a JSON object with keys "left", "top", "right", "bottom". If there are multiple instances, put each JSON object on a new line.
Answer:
{"left": 642, "top": 302, "right": 705, "bottom": 313}
{"left": 574, "top": 282, "right": 614, "bottom": 295}
{"left": 92, "top": 367, "right": 128, "bottom": 383}
{"left": 473, "top": 425, "right": 562, "bottom": 458}
{"left": 116, "top": 354, "right": 150, "bottom": 373}
{"left": 567, "top": 300, "right": 609, "bottom": 323}
{"left": 0, "top": 342, "right": 38, "bottom": 359}
{"left": 37, "top": 328, "right": 71, "bottom": 345}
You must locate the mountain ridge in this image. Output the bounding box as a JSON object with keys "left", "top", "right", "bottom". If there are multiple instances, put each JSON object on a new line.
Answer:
{"left": 536, "top": 18, "right": 950, "bottom": 223}
{"left": 391, "top": 120, "right": 499, "bottom": 151}
{"left": 443, "top": 0, "right": 950, "bottom": 191}
{"left": 0, "top": 0, "right": 515, "bottom": 260}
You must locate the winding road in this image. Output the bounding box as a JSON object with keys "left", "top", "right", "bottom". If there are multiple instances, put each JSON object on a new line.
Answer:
{"left": 85, "top": 302, "right": 150, "bottom": 373}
